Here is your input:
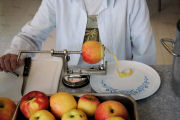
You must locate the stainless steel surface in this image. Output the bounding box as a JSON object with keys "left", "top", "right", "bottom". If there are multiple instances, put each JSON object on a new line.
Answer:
{"left": 17, "top": 49, "right": 107, "bottom": 88}
{"left": 67, "top": 61, "right": 107, "bottom": 75}
{"left": 172, "top": 57, "right": 180, "bottom": 96}
{"left": 161, "top": 19, "right": 180, "bottom": 97}
{"left": 160, "top": 38, "right": 180, "bottom": 57}
{"left": 172, "top": 19, "right": 180, "bottom": 97}
{"left": 12, "top": 93, "right": 138, "bottom": 120}
{"left": 174, "top": 19, "right": 180, "bottom": 55}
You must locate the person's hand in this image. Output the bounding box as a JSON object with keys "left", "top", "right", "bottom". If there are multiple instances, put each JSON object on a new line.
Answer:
{"left": 0, "top": 54, "right": 24, "bottom": 72}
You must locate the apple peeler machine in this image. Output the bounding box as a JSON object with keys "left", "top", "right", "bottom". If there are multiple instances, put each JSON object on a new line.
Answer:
{"left": 17, "top": 49, "right": 107, "bottom": 89}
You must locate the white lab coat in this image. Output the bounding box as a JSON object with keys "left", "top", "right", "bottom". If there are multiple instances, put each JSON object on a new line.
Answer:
{"left": 5, "top": 0, "right": 156, "bottom": 65}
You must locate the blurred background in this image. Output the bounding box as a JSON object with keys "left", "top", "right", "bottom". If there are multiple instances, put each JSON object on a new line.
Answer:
{"left": 0, "top": 0, "right": 180, "bottom": 65}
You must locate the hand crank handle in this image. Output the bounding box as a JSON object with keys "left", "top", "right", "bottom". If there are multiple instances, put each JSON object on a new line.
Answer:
{"left": 16, "top": 49, "right": 82, "bottom": 63}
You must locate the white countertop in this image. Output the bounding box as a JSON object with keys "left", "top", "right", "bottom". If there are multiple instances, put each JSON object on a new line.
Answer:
{"left": 0, "top": 67, "right": 24, "bottom": 103}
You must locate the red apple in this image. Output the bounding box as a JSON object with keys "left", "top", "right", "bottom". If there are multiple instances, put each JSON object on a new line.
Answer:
{"left": 0, "top": 97, "right": 16, "bottom": 120}
{"left": 78, "top": 94, "right": 100, "bottom": 117}
{"left": 95, "top": 100, "right": 129, "bottom": 120}
{"left": 50, "top": 92, "right": 77, "bottom": 119}
{"left": 20, "top": 91, "right": 49, "bottom": 119}
{"left": 82, "top": 41, "right": 104, "bottom": 64}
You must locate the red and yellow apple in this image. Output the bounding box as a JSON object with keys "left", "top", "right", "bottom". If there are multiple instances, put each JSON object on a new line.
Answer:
{"left": 82, "top": 41, "right": 104, "bottom": 64}
{"left": 95, "top": 100, "right": 129, "bottom": 120}
{"left": 20, "top": 91, "right": 49, "bottom": 119}
{"left": 77, "top": 94, "right": 100, "bottom": 117}
{"left": 0, "top": 97, "right": 16, "bottom": 120}
{"left": 106, "top": 116, "right": 125, "bottom": 120}
{"left": 61, "top": 109, "right": 88, "bottom": 120}
{"left": 50, "top": 92, "right": 77, "bottom": 119}
{"left": 30, "top": 110, "right": 56, "bottom": 120}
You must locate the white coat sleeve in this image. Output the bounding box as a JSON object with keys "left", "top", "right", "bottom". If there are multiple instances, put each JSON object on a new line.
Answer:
{"left": 129, "top": 0, "right": 156, "bottom": 65}
{"left": 5, "top": 0, "right": 56, "bottom": 58}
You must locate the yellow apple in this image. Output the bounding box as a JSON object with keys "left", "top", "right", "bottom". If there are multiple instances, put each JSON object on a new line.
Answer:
{"left": 61, "top": 109, "right": 88, "bottom": 120}
{"left": 30, "top": 110, "right": 56, "bottom": 120}
{"left": 0, "top": 97, "right": 16, "bottom": 120}
{"left": 77, "top": 94, "right": 100, "bottom": 117}
{"left": 82, "top": 41, "right": 104, "bottom": 64}
{"left": 106, "top": 116, "right": 125, "bottom": 120}
{"left": 50, "top": 92, "right": 77, "bottom": 119}
{"left": 95, "top": 100, "right": 129, "bottom": 120}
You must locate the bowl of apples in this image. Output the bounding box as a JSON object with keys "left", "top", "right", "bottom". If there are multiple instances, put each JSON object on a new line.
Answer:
{"left": 12, "top": 91, "right": 138, "bottom": 120}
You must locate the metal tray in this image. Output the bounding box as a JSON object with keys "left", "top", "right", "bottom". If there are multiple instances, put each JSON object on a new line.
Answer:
{"left": 12, "top": 93, "right": 138, "bottom": 120}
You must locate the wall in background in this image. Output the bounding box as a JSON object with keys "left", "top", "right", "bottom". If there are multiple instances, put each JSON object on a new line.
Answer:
{"left": 0, "top": 0, "right": 180, "bottom": 64}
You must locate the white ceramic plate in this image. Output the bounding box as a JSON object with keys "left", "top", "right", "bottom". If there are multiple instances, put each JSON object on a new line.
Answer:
{"left": 90, "top": 60, "right": 161, "bottom": 100}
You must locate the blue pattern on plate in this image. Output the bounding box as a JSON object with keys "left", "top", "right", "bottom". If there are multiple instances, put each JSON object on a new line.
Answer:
{"left": 101, "top": 76, "right": 150, "bottom": 95}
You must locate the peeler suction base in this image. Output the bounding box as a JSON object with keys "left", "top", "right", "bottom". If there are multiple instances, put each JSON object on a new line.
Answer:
{"left": 62, "top": 74, "right": 90, "bottom": 88}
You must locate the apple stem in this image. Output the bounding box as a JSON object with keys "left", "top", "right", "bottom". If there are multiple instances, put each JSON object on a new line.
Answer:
{"left": 87, "top": 97, "right": 92, "bottom": 100}
{"left": 70, "top": 115, "right": 74, "bottom": 118}
{"left": 36, "top": 116, "right": 40, "bottom": 119}
{"left": 110, "top": 109, "right": 114, "bottom": 113}
{"left": 0, "top": 104, "right": 4, "bottom": 108}
{"left": 28, "top": 97, "right": 34, "bottom": 101}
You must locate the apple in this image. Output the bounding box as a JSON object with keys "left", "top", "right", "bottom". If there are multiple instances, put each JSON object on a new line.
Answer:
{"left": 20, "top": 91, "right": 49, "bottom": 119}
{"left": 0, "top": 97, "right": 16, "bottom": 120}
{"left": 95, "top": 100, "right": 129, "bottom": 120}
{"left": 82, "top": 41, "right": 104, "bottom": 64}
{"left": 30, "top": 110, "right": 56, "bottom": 120}
{"left": 77, "top": 94, "right": 100, "bottom": 117}
{"left": 61, "top": 109, "right": 88, "bottom": 120}
{"left": 106, "top": 116, "right": 125, "bottom": 120}
{"left": 50, "top": 92, "right": 77, "bottom": 119}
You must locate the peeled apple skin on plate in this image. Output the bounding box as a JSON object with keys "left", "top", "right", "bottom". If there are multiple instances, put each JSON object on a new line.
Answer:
{"left": 82, "top": 41, "right": 104, "bottom": 64}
